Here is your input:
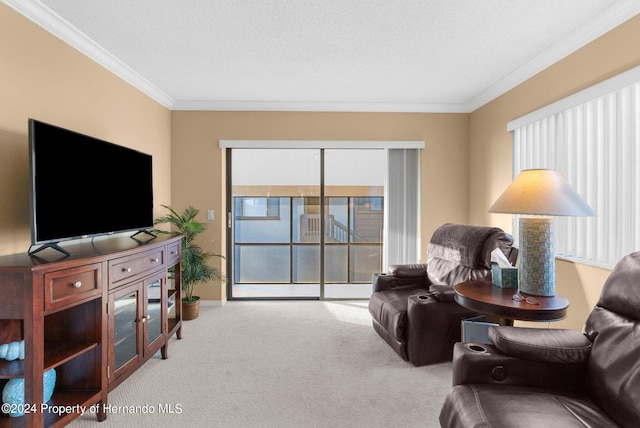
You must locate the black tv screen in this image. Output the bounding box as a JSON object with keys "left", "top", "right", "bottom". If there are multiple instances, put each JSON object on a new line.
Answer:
{"left": 29, "top": 119, "right": 154, "bottom": 251}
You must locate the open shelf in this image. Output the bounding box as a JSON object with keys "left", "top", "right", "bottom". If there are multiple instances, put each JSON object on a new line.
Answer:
{"left": 43, "top": 389, "right": 103, "bottom": 428}
{"left": 168, "top": 318, "right": 180, "bottom": 336}
{"left": 0, "top": 389, "right": 104, "bottom": 428}
{"left": 0, "top": 413, "right": 26, "bottom": 428}
{"left": 0, "top": 359, "right": 24, "bottom": 379}
{"left": 167, "top": 288, "right": 180, "bottom": 338}
{"left": 44, "top": 342, "right": 99, "bottom": 372}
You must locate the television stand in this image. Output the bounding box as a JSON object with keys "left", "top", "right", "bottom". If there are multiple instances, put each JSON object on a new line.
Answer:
{"left": 28, "top": 242, "right": 71, "bottom": 256}
{"left": 131, "top": 229, "right": 157, "bottom": 240}
{"left": 1, "top": 235, "right": 183, "bottom": 426}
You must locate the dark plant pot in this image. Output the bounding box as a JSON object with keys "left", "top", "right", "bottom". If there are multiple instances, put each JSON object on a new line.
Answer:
{"left": 182, "top": 298, "right": 200, "bottom": 320}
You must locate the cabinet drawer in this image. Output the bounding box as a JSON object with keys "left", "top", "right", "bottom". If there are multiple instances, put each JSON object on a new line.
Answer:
{"left": 44, "top": 263, "right": 101, "bottom": 310}
{"left": 109, "top": 249, "right": 164, "bottom": 289}
{"left": 167, "top": 241, "right": 181, "bottom": 266}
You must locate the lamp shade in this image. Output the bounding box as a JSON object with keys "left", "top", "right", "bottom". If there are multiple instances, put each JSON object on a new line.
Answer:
{"left": 488, "top": 169, "right": 595, "bottom": 217}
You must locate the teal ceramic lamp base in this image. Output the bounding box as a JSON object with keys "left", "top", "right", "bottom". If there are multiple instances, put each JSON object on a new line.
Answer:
{"left": 519, "top": 216, "right": 555, "bottom": 296}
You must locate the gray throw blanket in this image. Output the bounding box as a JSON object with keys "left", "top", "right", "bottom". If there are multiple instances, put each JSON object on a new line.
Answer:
{"left": 427, "top": 223, "right": 502, "bottom": 268}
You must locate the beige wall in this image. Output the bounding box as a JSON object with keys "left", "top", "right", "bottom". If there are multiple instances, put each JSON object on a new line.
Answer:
{"left": 4, "top": 2, "right": 640, "bottom": 329}
{"left": 469, "top": 15, "right": 640, "bottom": 330}
{"left": 0, "top": 4, "right": 172, "bottom": 256}
{"left": 170, "top": 111, "right": 470, "bottom": 300}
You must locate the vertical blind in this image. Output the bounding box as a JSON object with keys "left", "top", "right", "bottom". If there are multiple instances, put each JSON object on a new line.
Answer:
{"left": 509, "top": 68, "right": 640, "bottom": 268}
{"left": 385, "top": 149, "right": 420, "bottom": 268}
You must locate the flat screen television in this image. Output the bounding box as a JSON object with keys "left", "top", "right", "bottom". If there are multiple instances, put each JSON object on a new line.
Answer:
{"left": 28, "top": 119, "right": 154, "bottom": 255}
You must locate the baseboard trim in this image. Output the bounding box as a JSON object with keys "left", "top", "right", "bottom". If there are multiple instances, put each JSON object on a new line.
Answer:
{"left": 199, "top": 299, "right": 226, "bottom": 307}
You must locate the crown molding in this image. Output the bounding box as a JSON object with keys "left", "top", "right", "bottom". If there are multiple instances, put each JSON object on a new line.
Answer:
{"left": 171, "top": 99, "right": 469, "bottom": 113}
{"left": 464, "top": 0, "right": 640, "bottom": 112}
{"left": 4, "top": 0, "right": 175, "bottom": 109}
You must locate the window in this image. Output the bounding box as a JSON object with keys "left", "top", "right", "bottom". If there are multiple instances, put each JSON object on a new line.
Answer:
{"left": 509, "top": 66, "right": 640, "bottom": 268}
{"left": 236, "top": 197, "right": 280, "bottom": 219}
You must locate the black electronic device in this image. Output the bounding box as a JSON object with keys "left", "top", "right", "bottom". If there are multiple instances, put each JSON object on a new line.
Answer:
{"left": 28, "top": 119, "right": 154, "bottom": 255}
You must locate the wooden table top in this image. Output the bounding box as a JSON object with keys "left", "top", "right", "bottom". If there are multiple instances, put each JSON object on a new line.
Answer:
{"left": 454, "top": 280, "right": 569, "bottom": 322}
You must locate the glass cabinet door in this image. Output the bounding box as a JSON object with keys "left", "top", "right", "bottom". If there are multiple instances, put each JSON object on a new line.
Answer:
{"left": 109, "top": 275, "right": 167, "bottom": 384}
{"left": 145, "top": 277, "right": 163, "bottom": 348}
{"left": 112, "top": 287, "right": 140, "bottom": 373}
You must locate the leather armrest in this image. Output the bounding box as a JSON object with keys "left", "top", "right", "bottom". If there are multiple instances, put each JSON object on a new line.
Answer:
{"left": 452, "top": 342, "right": 588, "bottom": 392}
{"left": 489, "top": 326, "right": 592, "bottom": 364}
{"left": 372, "top": 264, "right": 429, "bottom": 293}
{"left": 372, "top": 273, "right": 396, "bottom": 292}
{"left": 428, "top": 283, "right": 456, "bottom": 302}
{"left": 389, "top": 264, "right": 428, "bottom": 278}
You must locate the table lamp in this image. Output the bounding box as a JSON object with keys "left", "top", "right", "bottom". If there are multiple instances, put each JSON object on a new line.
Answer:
{"left": 489, "top": 169, "right": 595, "bottom": 296}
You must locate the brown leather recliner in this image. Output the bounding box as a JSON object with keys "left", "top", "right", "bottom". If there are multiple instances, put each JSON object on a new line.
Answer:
{"left": 368, "top": 223, "right": 516, "bottom": 366}
{"left": 439, "top": 250, "right": 640, "bottom": 428}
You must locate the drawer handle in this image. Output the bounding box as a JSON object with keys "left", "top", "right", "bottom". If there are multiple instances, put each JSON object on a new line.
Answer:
{"left": 73, "top": 281, "right": 82, "bottom": 288}
{"left": 170, "top": 251, "right": 178, "bottom": 255}
{"left": 151, "top": 258, "right": 159, "bottom": 263}
{"left": 122, "top": 267, "right": 132, "bottom": 273}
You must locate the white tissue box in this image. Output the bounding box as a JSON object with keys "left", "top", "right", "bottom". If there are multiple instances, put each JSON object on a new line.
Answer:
{"left": 492, "top": 265, "right": 518, "bottom": 288}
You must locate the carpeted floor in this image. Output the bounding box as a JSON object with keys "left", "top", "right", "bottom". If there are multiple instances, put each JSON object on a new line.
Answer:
{"left": 70, "top": 300, "right": 451, "bottom": 427}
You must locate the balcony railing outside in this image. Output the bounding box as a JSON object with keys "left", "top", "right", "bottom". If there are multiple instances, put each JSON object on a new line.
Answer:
{"left": 233, "top": 196, "right": 383, "bottom": 285}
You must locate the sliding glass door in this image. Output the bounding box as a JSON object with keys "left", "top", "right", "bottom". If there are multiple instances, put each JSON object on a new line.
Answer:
{"left": 323, "top": 149, "right": 384, "bottom": 298}
{"left": 229, "top": 148, "right": 384, "bottom": 299}
{"left": 231, "top": 149, "right": 321, "bottom": 298}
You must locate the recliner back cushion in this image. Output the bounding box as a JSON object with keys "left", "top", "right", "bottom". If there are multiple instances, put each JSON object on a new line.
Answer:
{"left": 428, "top": 224, "right": 506, "bottom": 269}
{"left": 584, "top": 251, "right": 640, "bottom": 428}
{"left": 426, "top": 224, "right": 513, "bottom": 286}
{"left": 597, "top": 251, "right": 640, "bottom": 320}
{"left": 427, "top": 257, "right": 492, "bottom": 286}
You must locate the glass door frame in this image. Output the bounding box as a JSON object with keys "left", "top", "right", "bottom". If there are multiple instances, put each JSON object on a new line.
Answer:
{"left": 226, "top": 149, "right": 328, "bottom": 300}
{"left": 227, "top": 148, "right": 384, "bottom": 301}
{"left": 222, "top": 140, "right": 424, "bottom": 301}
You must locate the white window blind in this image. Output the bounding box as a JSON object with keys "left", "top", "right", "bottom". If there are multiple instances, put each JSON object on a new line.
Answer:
{"left": 509, "top": 67, "right": 640, "bottom": 268}
{"left": 385, "top": 149, "right": 420, "bottom": 268}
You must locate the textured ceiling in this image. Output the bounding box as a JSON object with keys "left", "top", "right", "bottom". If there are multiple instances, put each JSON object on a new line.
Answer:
{"left": 9, "top": 0, "right": 640, "bottom": 111}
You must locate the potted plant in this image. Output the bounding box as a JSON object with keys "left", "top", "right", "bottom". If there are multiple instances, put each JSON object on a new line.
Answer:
{"left": 154, "top": 205, "right": 225, "bottom": 320}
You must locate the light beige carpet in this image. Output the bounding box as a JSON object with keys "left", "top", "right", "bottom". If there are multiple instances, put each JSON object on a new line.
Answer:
{"left": 70, "top": 300, "right": 451, "bottom": 428}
